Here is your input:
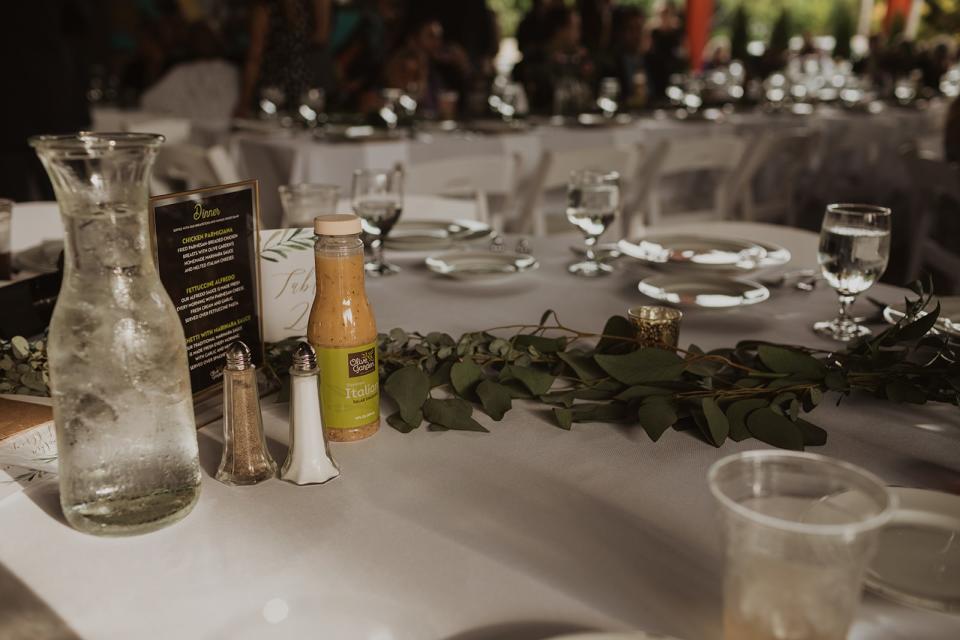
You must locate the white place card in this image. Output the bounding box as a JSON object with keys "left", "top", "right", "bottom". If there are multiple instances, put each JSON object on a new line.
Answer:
{"left": 259, "top": 228, "right": 315, "bottom": 342}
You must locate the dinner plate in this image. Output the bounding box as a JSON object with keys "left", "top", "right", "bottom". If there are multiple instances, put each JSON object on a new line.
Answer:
{"left": 385, "top": 219, "right": 493, "bottom": 251}
{"left": 882, "top": 296, "right": 960, "bottom": 338}
{"left": 618, "top": 234, "right": 774, "bottom": 272}
{"left": 425, "top": 251, "right": 538, "bottom": 282}
{"left": 865, "top": 487, "right": 960, "bottom": 613}
{"left": 638, "top": 275, "right": 770, "bottom": 308}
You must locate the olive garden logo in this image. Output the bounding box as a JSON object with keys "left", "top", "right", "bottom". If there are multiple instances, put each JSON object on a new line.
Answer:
{"left": 348, "top": 347, "right": 376, "bottom": 377}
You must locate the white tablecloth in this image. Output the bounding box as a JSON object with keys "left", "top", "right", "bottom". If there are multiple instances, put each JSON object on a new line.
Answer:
{"left": 2, "top": 222, "right": 959, "bottom": 640}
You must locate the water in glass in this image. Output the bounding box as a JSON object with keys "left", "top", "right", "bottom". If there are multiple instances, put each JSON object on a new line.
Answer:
{"left": 31, "top": 133, "right": 201, "bottom": 536}
{"left": 814, "top": 204, "right": 891, "bottom": 341}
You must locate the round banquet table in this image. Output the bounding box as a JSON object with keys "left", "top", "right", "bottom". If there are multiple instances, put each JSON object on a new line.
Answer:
{"left": 2, "top": 222, "right": 959, "bottom": 640}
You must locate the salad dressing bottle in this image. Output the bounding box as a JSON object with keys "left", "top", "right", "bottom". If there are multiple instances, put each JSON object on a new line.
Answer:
{"left": 307, "top": 215, "right": 380, "bottom": 442}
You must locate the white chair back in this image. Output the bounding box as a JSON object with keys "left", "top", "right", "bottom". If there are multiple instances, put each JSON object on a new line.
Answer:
{"left": 140, "top": 59, "right": 239, "bottom": 121}
{"left": 639, "top": 134, "right": 748, "bottom": 229}
{"left": 124, "top": 118, "right": 191, "bottom": 145}
{"left": 732, "top": 128, "right": 819, "bottom": 225}
{"left": 519, "top": 147, "right": 636, "bottom": 236}
{"left": 152, "top": 144, "right": 240, "bottom": 195}
{"left": 902, "top": 152, "right": 960, "bottom": 289}
{"left": 402, "top": 154, "right": 521, "bottom": 227}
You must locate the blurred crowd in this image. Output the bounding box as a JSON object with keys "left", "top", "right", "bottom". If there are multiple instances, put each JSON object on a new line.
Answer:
{"left": 3, "top": 0, "right": 960, "bottom": 200}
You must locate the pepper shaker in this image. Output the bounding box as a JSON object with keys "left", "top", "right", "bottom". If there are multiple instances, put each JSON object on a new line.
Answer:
{"left": 216, "top": 341, "right": 277, "bottom": 485}
{"left": 281, "top": 342, "right": 340, "bottom": 485}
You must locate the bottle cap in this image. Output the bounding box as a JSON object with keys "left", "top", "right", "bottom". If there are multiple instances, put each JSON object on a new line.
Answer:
{"left": 225, "top": 341, "right": 253, "bottom": 370}
{"left": 314, "top": 214, "right": 361, "bottom": 236}
{"left": 292, "top": 342, "right": 318, "bottom": 372}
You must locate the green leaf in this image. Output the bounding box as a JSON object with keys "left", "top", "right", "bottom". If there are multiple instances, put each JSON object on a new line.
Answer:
{"left": 500, "top": 364, "right": 555, "bottom": 396}
{"left": 387, "top": 410, "right": 420, "bottom": 434}
{"left": 700, "top": 397, "right": 729, "bottom": 447}
{"left": 595, "top": 348, "right": 686, "bottom": 385}
{"left": 885, "top": 379, "right": 926, "bottom": 404}
{"left": 450, "top": 360, "right": 484, "bottom": 397}
{"left": 596, "top": 316, "right": 636, "bottom": 354}
{"left": 423, "top": 398, "right": 488, "bottom": 432}
{"left": 746, "top": 409, "right": 805, "bottom": 450}
{"left": 895, "top": 302, "right": 941, "bottom": 341}
{"left": 383, "top": 366, "right": 430, "bottom": 428}
{"left": 758, "top": 345, "right": 826, "bottom": 379}
{"left": 824, "top": 371, "right": 848, "bottom": 391}
{"left": 570, "top": 402, "right": 631, "bottom": 423}
{"left": 556, "top": 350, "right": 606, "bottom": 381}
{"left": 796, "top": 419, "right": 827, "bottom": 446}
{"left": 636, "top": 400, "right": 677, "bottom": 442}
{"left": 553, "top": 407, "right": 573, "bottom": 430}
{"left": 615, "top": 385, "right": 674, "bottom": 401}
{"left": 725, "top": 399, "right": 767, "bottom": 442}
{"left": 513, "top": 334, "right": 566, "bottom": 353}
{"left": 476, "top": 380, "right": 512, "bottom": 420}
{"left": 430, "top": 360, "right": 453, "bottom": 388}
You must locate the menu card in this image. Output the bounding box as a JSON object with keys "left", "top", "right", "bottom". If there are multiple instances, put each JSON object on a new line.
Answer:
{"left": 150, "top": 181, "right": 264, "bottom": 400}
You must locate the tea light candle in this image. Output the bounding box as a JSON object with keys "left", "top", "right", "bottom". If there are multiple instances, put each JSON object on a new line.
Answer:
{"left": 627, "top": 306, "right": 682, "bottom": 348}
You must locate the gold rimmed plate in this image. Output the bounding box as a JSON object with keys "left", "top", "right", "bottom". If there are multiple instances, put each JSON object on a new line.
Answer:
{"left": 638, "top": 275, "right": 770, "bottom": 308}
{"left": 618, "top": 234, "right": 790, "bottom": 272}
{"left": 425, "top": 251, "right": 538, "bottom": 282}
{"left": 386, "top": 219, "right": 493, "bottom": 251}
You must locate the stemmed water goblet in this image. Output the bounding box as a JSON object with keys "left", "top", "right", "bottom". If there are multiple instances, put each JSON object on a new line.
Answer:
{"left": 566, "top": 169, "right": 620, "bottom": 277}
{"left": 814, "top": 203, "right": 891, "bottom": 341}
{"left": 351, "top": 168, "right": 404, "bottom": 276}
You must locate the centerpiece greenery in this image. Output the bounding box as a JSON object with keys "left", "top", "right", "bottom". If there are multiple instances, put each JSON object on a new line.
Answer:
{"left": 6, "top": 285, "right": 957, "bottom": 451}
{"left": 268, "top": 284, "right": 958, "bottom": 450}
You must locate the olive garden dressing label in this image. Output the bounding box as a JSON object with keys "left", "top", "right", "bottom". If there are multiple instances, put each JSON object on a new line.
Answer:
{"left": 316, "top": 342, "right": 379, "bottom": 430}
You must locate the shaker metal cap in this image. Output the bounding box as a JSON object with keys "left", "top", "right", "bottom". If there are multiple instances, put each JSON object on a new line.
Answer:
{"left": 292, "top": 342, "right": 318, "bottom": 372}
{"left": 314, "top": 214, "right": 361, "bottom": 236}
{"left": 225, "top": 341, "right": 253, "bottom": 370}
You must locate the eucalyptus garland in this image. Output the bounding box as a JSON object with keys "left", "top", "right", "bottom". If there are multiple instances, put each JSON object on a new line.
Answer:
{"left": 269, "top": 283, "right": 959, "bottom": 450}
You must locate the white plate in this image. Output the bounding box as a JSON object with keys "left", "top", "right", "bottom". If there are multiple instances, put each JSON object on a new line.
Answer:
{"left": 882, "top": 296, "right": 960, "bottom": 338}
{"left": 618, "top": 234, "right": 785, "bottom": 272}
{"left": 385, "top": 219, "right": 493, "bottom": 251}
{"left": 425, "top": 251, "right": 538, "bottom": 282}
{"left": 638, "top": 275, "right": 770, "bottom": 308}
{"left": 865, "top": 487, "right": 960, "bottom": 612}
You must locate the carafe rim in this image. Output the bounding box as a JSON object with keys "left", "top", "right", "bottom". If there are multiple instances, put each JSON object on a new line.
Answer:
{"left": 29, "top": 132, "right": 165, "bottom": 155}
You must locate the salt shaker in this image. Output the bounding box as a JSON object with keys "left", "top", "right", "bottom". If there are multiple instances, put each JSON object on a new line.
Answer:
{"left": 216, "top": 341, "right": 277, "bottom": 485}
{"left": 281, "top": 342, "right": 340, "bottom": 485}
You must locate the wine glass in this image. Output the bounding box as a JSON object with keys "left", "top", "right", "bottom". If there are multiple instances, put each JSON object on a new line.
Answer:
{"left": 351, "top": 168, "right": 403, "bottom": 276}
{"left": 597, "top": 77, "right": 620, "bottom": 118}
{"left": 566, "top": 169, "right": 621, "bottom": 277}
{"left": 814, "top": 203, "right": 891, "bottom": 341}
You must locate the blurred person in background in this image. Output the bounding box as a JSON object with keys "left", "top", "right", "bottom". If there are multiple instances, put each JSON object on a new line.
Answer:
{"left": 384, "top": 17, "right": 471, "bottom": 115}
{"left": 235, "top": 0, "right": 333, "bottom": 118}
{"left": 513, "top": 6, "right": 595, "bottom": 114}
{"left": 601, "top": 6, "right": 649, "bottom": 104}
{"left": 329, "top": 0, "right": 405, "bottom": 113}
{"left": 645, "top": 0, "right": 685, "bottom": 101}
{"left": 577, "top": 0, "right": 615, "bottom": 54}
{"left": 0, "top": 2, "right": 90, "bottom": 200}
{"left": 516, "top": 0, "right": 565, "bottom": 57}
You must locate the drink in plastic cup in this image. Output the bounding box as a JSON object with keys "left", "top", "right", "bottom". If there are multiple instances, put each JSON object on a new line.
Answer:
{"left": 708, "top": 451, "right": 895, "bottom": 640}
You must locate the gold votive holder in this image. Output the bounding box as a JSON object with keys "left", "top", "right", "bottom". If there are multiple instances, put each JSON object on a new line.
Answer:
{"left": 628, "top": 306, "right": 682, "bottom": 349}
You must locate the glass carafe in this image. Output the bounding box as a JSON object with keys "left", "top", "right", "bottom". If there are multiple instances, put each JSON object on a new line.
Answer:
{"left": 30, "top": 133, "right": 201, "bottom": 536}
